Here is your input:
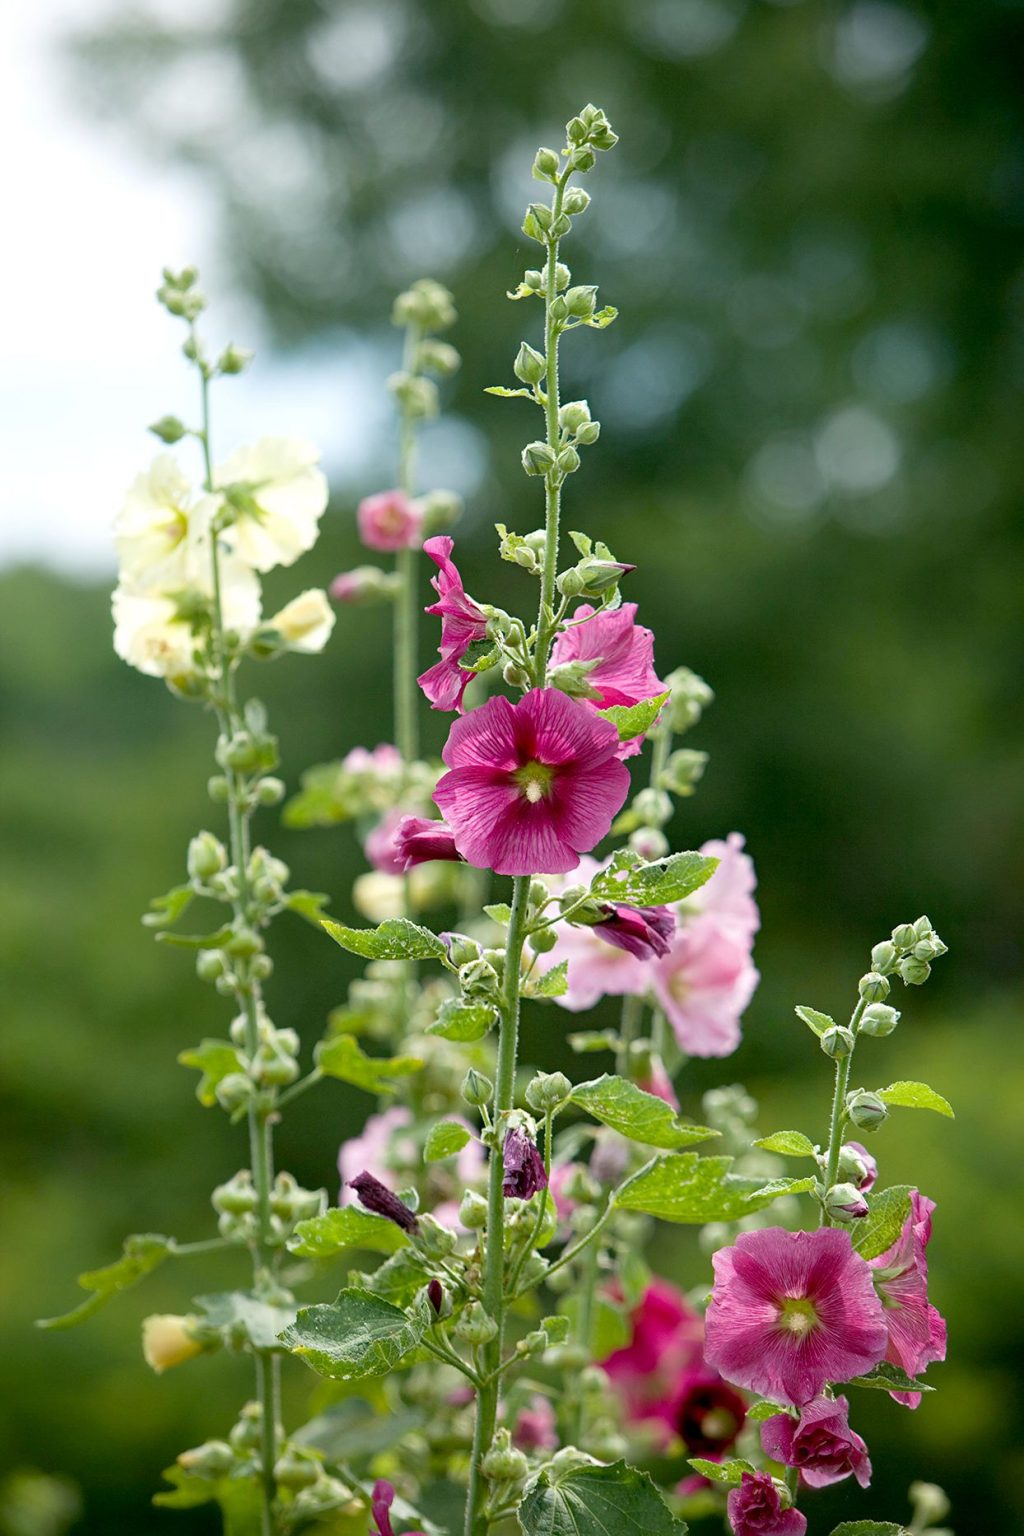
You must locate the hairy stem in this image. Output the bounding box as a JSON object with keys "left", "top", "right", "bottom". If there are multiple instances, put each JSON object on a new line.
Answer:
{"left": 533, "top": 173, "right": 570, "bottom": 685}
{"left": 821, "top": 997, "right": 866, "bottom": 1224}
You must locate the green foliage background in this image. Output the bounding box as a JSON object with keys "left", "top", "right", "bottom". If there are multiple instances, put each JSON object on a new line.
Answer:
{"left": 2, "top": 2, "right": 1023, "bottom": 1532}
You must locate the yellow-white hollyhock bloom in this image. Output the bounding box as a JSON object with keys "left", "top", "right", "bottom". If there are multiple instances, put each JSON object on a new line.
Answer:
{"left": 113, "top": 455, "right": 195, "bottom": 590}
{"left": 266, "top": 588, "right": 336, "bottom": 653}
{"left": 214, "top": 437, "right": 328, "bottom": 572}
{"left": 142, "top": 1314, "right": 204, "bottom": 1373}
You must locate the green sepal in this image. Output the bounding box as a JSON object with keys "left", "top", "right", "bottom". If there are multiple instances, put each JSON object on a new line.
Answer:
{"left": 155, "top": 1464, "right": 264, "bottom": 1534}
{"left": 37, "top": 1233, "right": 173, "bottom": 1330}
{"left": 315, "top": 1033, "right": 422, "bottom": 1093}
{"left": 584, "top": 305, "right": 619, "bottom": 329}
{"left": 795, "top": 1005, "right": 835, "bottom": 1037}
{"left": 527, "top": 960, "right": 568, "bottom": 998}
{"left": 745, "top": 1401, "right": 787, "bottom": 1423}
{"left": 596, "top": 691, "right": 669, "bottom": 743}
{"left": 322, "top": 917, "right": 447, "bottom": 961}
{"left": 484, "top": 385, "right": 536, "bottom": 398}
{"left": 177, "top": 1039, "right": 244, "bottom": 1106}
{"left": 484, "top": 902, "right": 513, "bottom": 925}
{"left": 569, "top": 1075, "right": 717, "bottom": 1150}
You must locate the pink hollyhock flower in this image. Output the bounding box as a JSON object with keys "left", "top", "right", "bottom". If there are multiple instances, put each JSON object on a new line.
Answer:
{"left": 364, "top": 809, "right": 408, "bottom": 875}
{"left": 652, "top": 914, "right": 759, "bottom": 1057}
{"left": 690, "top": 832, "right": 761, "bottom": 938}
{"left": 727, "top": 1472, "right": 806, "bottom": 1536}
{"left": 433, "top": 689, "right": 630, "bottom": 876}
{"left": 371, "top": 1480, "right": 426, "bottom": 1536}
{"left": 671, "top": 1368, "right": 747, "bottom": 1458}
{"left": 341, "top": 741, "right": 404, "bottom": 778}
{"left": 534, "top": 858, "right": 653, "bottom": 1010}
{"left": 869, "top": 1191, "right": 947, "bottom": 1407}
{"left": 357, "top": 489, "right": 423, "bottom": 551}
{"left": 418, "top": 536, "right": 489, "bottom": 713}
{"left": 513, "top": 1394, "right": 559, "bottom": 1452}
{"left": 551, "top": 602, "right": 663, "bottom": 709}
{"left": 637, "top": 1057, "right": 680, "bottom": 1111}
{"left": 761, "top": 1394, "right": 871, "bottom": 1489}
{"left": 843, "top": 1140, "right": 879, "bottom": 1192}
{"left": 603, "top": 1279, "right": 704, "bottom": 1420}
{"left": 704, "top": 1228, "right": 888, "bottom": 1406}
{"left": 548, "top": 1162, "right": 580, "bottom": 1223}
{"left": 394, "top": 814, "right": 462, "bottom": 870}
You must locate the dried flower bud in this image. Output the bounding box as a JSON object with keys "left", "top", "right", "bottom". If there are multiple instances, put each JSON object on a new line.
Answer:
{"left": 348, "top": 1172, "right": 419, "bottom": 1233}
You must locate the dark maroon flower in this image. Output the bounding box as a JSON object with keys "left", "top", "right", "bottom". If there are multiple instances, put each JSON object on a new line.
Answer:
{"left": 761, "top": 1394, "right": 871, "bottom": 1490}
{"left": 591, "top": 902, "right": 675, "bottom": 959}
{"left": 726, "top": 1471, "right": 806, "bottom": 1536}
{"left": 673, "top": 1369, "right": 747, "bottom": 1457}
{"left": 349, "top": 1172, "right": 419, "bottom": 1234}
{"left": 502, "top": 1128, "right": 548, "bottom": 1199}
{"left": 427, "top": 1279, "right": 444, "bottom": 1315}
{"left": 394, "top": 814, "right": 463, "bottom": 870}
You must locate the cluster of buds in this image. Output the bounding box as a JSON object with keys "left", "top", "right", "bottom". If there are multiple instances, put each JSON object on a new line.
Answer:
{"left": 871, "top": 916, "right": 948, "bottom": 987}
{"left": 556, "top": 530, "right": 632, "bottom": 602}
{"left": 388, "top": 278, "right": 460, "bottom": 423}
{"left": 212, "top": 1167, "right": 324, "bottom": 1246}
{"left": 156, "top": 267, "right": 252, "bottom": 382}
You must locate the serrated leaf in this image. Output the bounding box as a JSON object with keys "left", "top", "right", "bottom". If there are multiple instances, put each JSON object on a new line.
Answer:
{"left": 845, "top": 1361, "right": 934, "bottom": 1394}
{"left": 484, "top": 903, "right": 513, "bottom": 925}
{"left": 287, "top": 1207, "right": 410, "bottom": 1260}
{"left": 753, "top": 1131, "right": 818, "bottom": 1159}
{"left": 282, "top": 1288, "right": 426, "bottom": 1381}
{"left": 194, "top": 1291, "right": 297, "bottom": 1350}
{"left": 177, "top": 1039, "right": 243, "bottom": 1107}
{"left": 315, "top": 1033, "right": 422, "bottom": 1092}
{"left": 529, "top": 960, "right": 568, "bottom": 998}
{"left": 322, "top": 917, "right": 446, "bottom": 961}
{"left": 425, "top": 997, "right": 497, "bottom": 1043}
{"left": 614, "top": 1154, "right": 814, "bottom": 1224}
{"left": 570, "top": 1076, "right": 717, "bottom": 1150}
{"left": 829, "top": 1523, "right": 908, "bottom": 1535}
{"left": 746, "top": 1401, "right": 787, "bottom": 1423}
{"left": 283, "top": 888, "right": 331, "bottom": 925}
{"left": 142, "top": 883, "right": 194, "bottom": 929}
{"left": 37, "top": 1234, "right": 173, "bottom": 1329}
{"left": 568, "top": 1030, "right": 621, "bottom": 1053}
{"left": 424, "top": 1121, "right": 473, "bottom": 1162}
{"left": 596, "top": 691, "right": 669, "bottom": 743}
{"left": 795, "top": 1005, "right": 835, "bottom": 1037}
{"left": 852, "top": 1184, "right": 912, "bottom": 1260}
{"left": 590, "top": 849, "right": 719, "bottom": 908}
{"left": 878, "top": 1080, "right": 954, "bottom": 1118}
{"left": 518, "top": 1459, "right": 688, "bottom": 1536}
{"left": 686, "top": 1458, "right": 756, "bottom": 1486}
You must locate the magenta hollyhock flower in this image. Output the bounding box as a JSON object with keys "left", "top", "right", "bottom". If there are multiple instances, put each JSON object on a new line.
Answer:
{"left": 433, "top": 689, "right": 630, "bottom": 876}
{"left": 394, "top": 814, "right": 463, "bottom": 870}
{"left": 364, "top": 809, "right": 408, "bottom": 875}
{"left": 726, "top": 1472, "right": 806, "bottom": 1536}
{"left": 502, "top": 1128, "right": 548, "bottom": 1199}
{"left": 652, "top": 914, "right": 759, "bottom": 1057}
{"left": 370, "top": 1480, "right": 426, "bottom": 1536}
{"left": 602, "top": 1278, "right": 705, "bottom": 1420}
{"left": 534, "top": 857, "right": 653, "bottom": 1009}
{"left": 418, "top": 536, "right": 490, "bottom": 713}
{"left": 551, "top": 602, "right": 663, "bottom": 708}
{"left": 869, "top": 1191, "right": 947, "bottom": 1407}
{"left": 761, "top": 1394, "right": 871, "bottom": 1489}
{"left": 704, "top": 1228, "right": 888, "bottom": 1406}
{"left": 513, "top": 1394, "right": 559, "bottom": 1452}
{"left": 593, "top": 902, "right": 675, "bottom": 959}
{"left": 357, "top": 488, "right": 423, "bottom": 551}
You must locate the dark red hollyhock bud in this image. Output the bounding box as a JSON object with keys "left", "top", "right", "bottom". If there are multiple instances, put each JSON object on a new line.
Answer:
{"left": 349, "top": 1172, "right": 419, "bottom": 1234}
{"left": 593, "top": 903, "right": 675, "bottom": 960}
{"left": 427, "top": 1279, "right": 444, "bottom": 1315}
{"left": 502, "top": 1127, "right": 548, "bottom": 1200}
{"left": 674, "top": 1369, "right": 747, "bottom": 1457}
{"left": 394, "top": 815, "right": 463, "bottom": 870}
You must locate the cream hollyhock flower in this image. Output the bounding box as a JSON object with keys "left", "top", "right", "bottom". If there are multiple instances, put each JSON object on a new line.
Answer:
{"left": 142, "top": 1314, "right": 204, "bottom": 1373}
{"left": 266, "top": 588, "right": 335, "bottom": 653}
{"left": 214, "top": 437, "right": 328, "bottom": 572}
{"left": 114, "top": 455, "right": 195, "bottom": 590}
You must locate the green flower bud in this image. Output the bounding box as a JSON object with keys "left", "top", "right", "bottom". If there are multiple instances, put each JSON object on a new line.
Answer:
{"left": 459, "top": 956, "right": 500, "bottom": 997}
{"left": 913, "top": 914, "right": 933, "bottom": 938}
{"left": 665, "top": 666, "right": 715, "bottom": 732}
{"left": 564, "top": 285, "right": 598, "bottom": 319}
{"left": 253, "top": 1046, "right": 299, "bottom": 1087}
{"left": 454, "top": 1301, "right": 498, "bottom": 1344}
{"left": 556, "top": 568, "right": 586, "bottom": 598}
{"left": 629, "top": 826, "right": 669, "bottom": 860}
{"left": 388, "top": 371, "right": 439, "bottom": 419}
{"left": 514, "top": 342, "right": 547, "bottom": 385}
{"left": 633, "top": 787, "right": 672, "bottom": 827}
{"left": 187, "top": 831, "right": 228, "bottom": 883}
{"left": 525, "top": 1070, "right": 571, "bottom": 1112}
{"left": 218, "top": 344, "right": 253, "bottom": 376}
{"left": 549, "top": 295, "right": 569, "bottom": 323}
{"left": 481, "top": 1429, "right": 528, "bottom": 1483}
{"left": 251, "top": 953, "right": 274, "bottom": 980}
{"left": 419, "top": 487, "right": 463, "bottom": 534}
{"left": 821, "top": 1025, "right": 855, "bottom": 1059}
{"left": 836, "top": 1144, "right": 870, "bottom": 1185}
{"left": 413, "top": 1213, "right": 457, "bottom": 1259}
{"left": 659, "top": 747, "right": 708, "bottom": 797}
{"left": 195, "top": 949, "right": 227, "bottom": 984}
{"left": 177, "top": 1440, "right": 235, "bottom": 1477}
{"left": 566, "top": 115, "right": 587, "bottom": 145}
{"left": 823, "top": 1182, "right": 869, "bottom": 1222}
{"left": 846, "top": 1089, "right": 888, "bottom": 1131}
{"left": 503, "top": 658, "right": 532, "bottom": 690}
{"left": 567, "top": 145, "right": 597, "bottom": 174}
{"left": 207, "top": 774, "right": 230, "bottom": 803}
{"left": 858, "top": 971, "right": 890, "bottom": 1002}
{"left": 273, "top": 1448, "right": 322, "bottom": 1491}
{"left": 556, "top": 446, "right": 580, "bottom": 476}
{"left": 446, "top": 933, "right": 484, "bottom": 967}
{"left": 391, "top": 278, "right": 456, "bottom": 333}
{"left": 532, "top": 146, "right": 560, "bottom": 181}
{"left": 254, "top": 776, "right": 285, "bottom": 807}
{"left": 529, "top": 926, "right": 558, "bottom": 953}
{"left": 521, "top": 441, "right": 556, "bottom": 476}
{"left": 898, "top": 955, "right": 931, "bottom": 985}
{"left": 226, "top": 926, "right": 263, "bottom": 959}
{"left": 289, "top": 1476, "right": 351, "bottom": 1521}
{"left": 892, "top": 923, "right": 916, "bottom": 949}
{"left": 215, "top": 1073, "right": 255, "bottom": 1114}
{"left": 554, "top": 263, "right": 571, "bottom": 291}
{"left": 149, "top": 414, "right": 187, "bottom": 444}
{"left": 522, "top": 203, "right": 552, "bottom": 242}
{"left": 417, "top": 339, "right": 460, "bottom": 377}
{"left": 860, "top": 1002, "right": 900, "bottom": 1038}
{"left": 212, "top": 1170, "right": 256, "bottom": 1215}
{"left": 516, "top": 1329, "right": 547, "bottom": 1356}
{"left": 462, "top": 1067, "right": 493, "bottom": 1107}
{"left": 563, "top": 186, "right": 591, "bottom": 214}
{"left": 218, "top": 731, "right": 262, "bottom": 773}
{"left": 871, "top": 940, "right": 898, "bottom": 973}
{"left": 229, "top": 1401, "right": 263, "bottom": 1451}
{"left": 459, "top": 1190, "right": 489, "bottom": 1229}
{"left": 912, "top": 937, "right": 939, "bottom": 960}
{"left": 558, "top": 399, "right": 591, "bottom": 433}
{"left": 523, "top": 268, "right": 544, "bottom": 291}
{"left": 575, "top": 420, "right": 601, "bottom": 446}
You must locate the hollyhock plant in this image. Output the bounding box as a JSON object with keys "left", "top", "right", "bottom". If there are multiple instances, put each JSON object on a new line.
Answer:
{"left": 727, "top": 1472, "right": 807, "bottom": 1536}
{"left": 704, "top": 1228, "right": 888, "bottom": 1405}
{"left": 869, "top": 1191, "right": 947, "bottom": 1406}
{"left": 761, "top": 1394, "right": 872, "bottom": 1489}
{"left": 357, "top": 488, "right": 423, "bottom": 551}
{"left": 113, "top": 454, "right": 195, "bottom": 590}
{"left": 688, "top": 832, "right": 761, "bottom": 938}
{"left": 418, "top": 535, "right": 490, "bottom": 712}
{"left": 433, "top": 688, "right": 630, "bottom": 876}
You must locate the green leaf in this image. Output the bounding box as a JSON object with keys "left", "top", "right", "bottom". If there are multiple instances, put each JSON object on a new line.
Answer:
{"left": 484, "top": 385, "right": 535, "bottom": 398}
{"left": 194, "top": 1291, "right": 297, "bottom": 1350}
{"left": 829, "top": 1523, "right": 908, "bottom": 1535}
{"left": 753, "top": 1131, "right": 818, "bottom": 1159}
{"left": 569, "top": 1076, "right": 717, "bottom": 1150}
{"left": 155, "top": 1466, "right": 264, "bottom": 1534}
{"left": 568, "top": 1030, "right": 621, "bottom": 1053}
{"left": 484, "top": 902, "right": 513, "bottom": 925}
{"left": 589, "top": 849, "right": 719, "bottom": 907}
{"left": 845, "top": 1360, "right": 934, "bottom": 1394}
{"left": 315, "top": 1033, "right": 422, "bottom": 1093}
{"left": 322, "top": 916, "right": 447, "bottom": 961}
{"left": 518, "top": 1460, "right": 687, "bottom": 1536}
{"left": 142, "top": 883, "right": 194, "bottom": 929}
{"left": 585, "top": 305, "right": 619, "bottom": 329}
{"left": 424, "top": 1121, "right": 473, "bottom": 1162}
{"left": 425, "top": 997, "right": 497, "bottom": 1043}
{"left": 795, "top": 1005, "right": 835, "bottom": 1037}
{"left": 283, "top": 888, "right": 331, "bottom": 925}
{"left": 851, "top": 1184, "right": 912, "bottom": 1260}
{"left": 282, "top": 1288, "right": 426, "bottom": 1381}
{"left": 596, "top": 691, "right": 669, "bottom": 743}
{"left": 287, "top": 1207, "right": 410, "bottom": 1260}
{"left": 177, "top": 1039, "right": 243, "bottom": 1107}
{"left": 878, "top": 1080, "right": 954, "bottom": 1118}
{"left": 529, "top": 960, "right": 568, "bottom": 998}
{"left": 37, "top": 1234, "right": 173, "bottom": 1329}
{"left": 614, "top": 1154, "right": 814, "bottom": 1224}
{"left": 156, "top": 924, "right": 235, "bottom": 950}
{"left": 745, "top": 1401, "right": 787, "bottom": 1423}
{"left": 686, "top": 1458, "right": 756, "bottom": 1486}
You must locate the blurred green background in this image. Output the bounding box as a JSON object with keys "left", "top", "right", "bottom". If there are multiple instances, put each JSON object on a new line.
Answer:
{"left": 2, "top": 1, "right": 1023, "bottom": 1532}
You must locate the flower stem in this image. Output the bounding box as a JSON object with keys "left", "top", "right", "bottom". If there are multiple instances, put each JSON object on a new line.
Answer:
{"left": 533, "top": 173, "right": 570, "bottom": 686}
{"left": 821, "top": 997, "right": 866, "bottom": 1224}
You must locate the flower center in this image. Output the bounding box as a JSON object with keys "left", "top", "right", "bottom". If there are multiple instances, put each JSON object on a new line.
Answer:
{"left": 513, "top": 760, "right": 555, "bottom": 804}
{"left": 776, "top": 1296, "right": 820, "bottom": 1336}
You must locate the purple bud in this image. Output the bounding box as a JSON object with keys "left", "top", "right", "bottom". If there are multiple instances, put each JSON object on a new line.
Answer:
{"left": 593, "top": 902, "right": 675, "bottom": 960}
{"left": 502, "top": 1128, "right": 548, "bottom": 1200}
{"left": 349, "top": 1172, "right": 419, "bottom": 1234}
{"left": 394, "top": 815, "right": 463, "bottom": 870}
{"left": 370, "top": 1481, "right": 395, "bottom": 1536}
{"left": 427, "top": 1279, "right": 444, "bottom": 1315}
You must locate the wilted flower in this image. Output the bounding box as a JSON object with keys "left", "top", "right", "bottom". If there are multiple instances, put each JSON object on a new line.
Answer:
{"left": 502, "top": 1128, "right": 548, "bottom": 1199}
{"left": 704, "top": 1227, "right": 888, "bottom": 1405}
{"left": 348, "top": 1171, "right": 419, "bottom": 1233}
{"left": 726, "top": 1471, "right": 806, "bottom": 1536}
{"left": 592, "top": 902, "right": 675, "bottom": 959}
{"left": 434, "top": 689, "right": 629, "bottom": 876}
{"left": 265, "top": 588, "right": 335, "bottom": 653}
{"left": 418, "top": 536, "right": 490, "bottom": 712}
{"left": 761, "top": 1394, "right": 872, "bottom": 1489}
{"left": 214, "top": 437, "right": 328, "bottom": 572}
{"left": 357, "top": 488, "right": 423, "bottom": 552}
{"left": 869, "top": 1191, "right": 947, "bottom": 1406}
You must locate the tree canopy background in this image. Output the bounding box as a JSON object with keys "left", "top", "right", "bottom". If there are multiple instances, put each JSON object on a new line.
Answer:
{"left": 2, "top": 2, "right": 1022, "bottom": 1532}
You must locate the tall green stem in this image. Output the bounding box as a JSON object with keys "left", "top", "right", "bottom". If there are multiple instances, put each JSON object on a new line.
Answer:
{"left": 534, "top": 175, "right": 569, "bottom": 686}
{"left": 821, "top": 997, "right": 866, "bottom": 1224}
{"left": 394, "top": 321, "right": 421, "bottom": 765}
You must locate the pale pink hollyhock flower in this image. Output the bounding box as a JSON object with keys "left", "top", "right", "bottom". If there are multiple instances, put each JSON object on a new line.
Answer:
{"left": 513, "top": 1394, "right": 558, "bottom": 1452}
{"left": 550, "top": 601, "right": 665, "bottom": 759}
{"left": 547, "top": 1162, "right": 580, "bottom": 1223}
{"left": 364, "top": 809, "right": 408, "bottom": 875}
{"left": 394, "top": 815, "right": 462, "bottom": 870}
{"left": 761, "top": 1394, "right": 871, "bottom": 1489}
{"left": 602, "top": 1278, "right": 704, "bottom": 1421}
{"left": 418, "top": 536, "right": 490, "bottom": 713}
{"left": 652, "top": 914, "right": 759, "bottom": 1057}
{"left": 338, "top": 1106, "right": 416, "bottom": 1200}
{"left": 688, "top": 832, "right": 760, "bottom": 939}
{"left": 704, "top": 1228, "right": 888, "bottom": 1406}
{"left": 357, "top": 489, "right": 423, "bottom": 551}
{"left": 727, "top": 1472, "right": 806, "bottom": 1536}
{"left": 434, "top": 689, "right": 629, "bottom": 876}
{"left": 342, "top": 742, "right": 404, "bottom": 777}
{"left": 535, "top": 858, "right": 654, "bottom": 1011}
{"left": 869, "top": 1191, "right": 947, "bottom": 1407}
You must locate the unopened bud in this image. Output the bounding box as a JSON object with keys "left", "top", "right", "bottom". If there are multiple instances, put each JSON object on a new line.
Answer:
{"left": 255, "top": 776, "right": 286, "bottom": 806}
{"left": 556, "top": 446, "right": 580, "bottom": 476}
{"left": 564, "top": 285, "right": 597, "bottom": 319}
{"left": 514, "top": 342, "right": 547, "bottom": 385}
{"left": 871, "top": 940, "right": 898, "bottom": 973}
{"left": 575, "top": 420, "right": 601, "bottom": 446}
{"left": 178, "top": 1440, "right": 235, "bottom": 1478}
{"left": 858, "top": 971, "right": 890, "bottom": 1002}
{"left": 417, "top": 339, "right": 460, "bottom": 376}
{"left": 558, "top": 399, "right": 591, "bottom": 434}
{"left": 215, "top": 1073, "right": 255, "bottom": 1114}
{"left": 898, "top": 955, "right": 931, "bottom": 986}
{"left": 860, "top": 1002, "right": 900, "bottom": 1038}
{"left": 563, "top": 186, "right": 591, "bottom": 215}
{"left": 823, "top": 1182, "right": 869, "bottom": 1222}
{"left": 149, "top": 414, "right": 187, "bottom": 444}
{"left": 529, "top": 926, "right": 558, "bottom": 953}
{"left": 892, "top": 923, "right": 916, "bottom": 950}
{"left": 909, "top": 1482, "right": 951, "bottom": 1527}
{"left": 481, "top": 1429, "right": 529, "bottom": 1483}
{"left": 188, "top": 831, "right": 228, "bottom": 882}
{"left": 461, "top": 1068, "right": 493, "bottom": 1107}
{"left": 525, "top": 1070, "right": 571, "bottom": 1112}
{"left": 532, "top": 147, "right": 560, "bottom": 181}
{"left": 459, "top": 1190, "right": 489, "bottom": 1229}
{"left": 629, "top": 827, "right": 669, "bottom": 861}
{"left": 521, "top": 441, "right": 556, "bottom": 476}
{"left": 634, "top": 787, "right": 672, "bottom": 827}
{"left": 218, "top": 344, "right": 253, "bottom": 375}
{"left": 846, "top": 1089, "right": 888, "bottom": 1131}
{"left": 821, "top": 1025, "right": 855, "bottom": 1059}
{"left": 455, "top": 1301, "right": 498, "bottom": 1344}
